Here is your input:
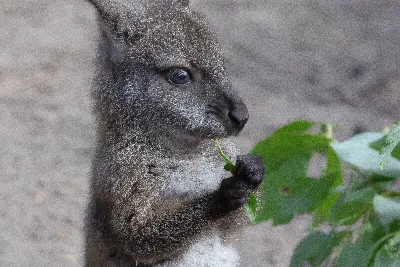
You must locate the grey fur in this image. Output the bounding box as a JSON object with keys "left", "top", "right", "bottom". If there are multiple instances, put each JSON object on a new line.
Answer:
{"left": 85, "top": 0, "right": 264, "bottom": 266}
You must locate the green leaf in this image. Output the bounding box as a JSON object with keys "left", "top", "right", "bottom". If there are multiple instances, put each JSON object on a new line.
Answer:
{"left": 290, "top": 231, "right": 347, "bottom": 267}
{"left": 374, "top": 246, "right": 400, "bottom": 267}
{"left": 371, "top": 136, "right": 400, "bottom": 163}
{"left": 380, "top": 121, "right": 400, "bottom": 165}
{"left": 392, "top": 145, "right": 400, "bottom": 161}
{"left": 369, "top": 136, "right": 387, "bottom": 152}
{"left": 328, "top": 176, "right": 375, "bottom": 226}
{"left": 273, "top": 120, "right": 315, "bottom": 135}
{"left": 223, "top": 162, "right": 235, "bottom": 172}
{"left": 370, "top": 128, "right": 400, "bottom": 168}
{"left": 313, "top": 148, "right": 343, "bottom": 226}
{"left": 211, "top": 138, "right": 235, "bottom": 173}
{"left": 331, "top": 132, "right": 400, "bottom": 177}
{"left": 390, "top": 220, "right": 400, "bottom": 232}
{"left": 250, "top": 121, "right": 342, "bottom": 225}
{"left": 372, "top": 233, "right": 400, "bottom": 267}
{"left": 335, "top": 241, "right": 373, "bottom": 267}
{"left": 373, "top": 195, "right": 400, "bottom": 227}
{"left": 367, "top": 173, "right": 399, "bottom": 182}
{"left": 329, "top": 200, "right": 370, "bottom": 226}
{"left": 345, "top": 187, "right": 376, "bottom": 203}
{"left": 243, "top": 192, "right": 257, "bottom": 224}
{"left": 336, "top": 221, "right": 386, "bottom": 267}
{"left": 320, "top": 123, "right": 337, "bottom": 139}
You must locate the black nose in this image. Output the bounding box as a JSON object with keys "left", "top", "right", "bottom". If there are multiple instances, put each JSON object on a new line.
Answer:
{"left": 228, "top": 105, "right": 249, "bottom": 132}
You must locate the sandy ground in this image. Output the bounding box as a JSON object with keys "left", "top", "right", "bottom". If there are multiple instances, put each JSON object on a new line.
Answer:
{"left": 1, "top": 0, "right": 399, "bottom": 266}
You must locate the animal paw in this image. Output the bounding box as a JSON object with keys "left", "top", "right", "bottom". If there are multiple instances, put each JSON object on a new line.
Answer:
{"left": 216, "top": 154, "right": 264, "bottom": 214}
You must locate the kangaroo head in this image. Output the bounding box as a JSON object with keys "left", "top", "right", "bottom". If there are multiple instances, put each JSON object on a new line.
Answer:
{"left": 89, "top": 0, "right": 249, "bottom": 141}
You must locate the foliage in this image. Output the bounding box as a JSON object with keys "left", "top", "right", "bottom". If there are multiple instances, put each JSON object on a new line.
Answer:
{"left": 370, "top": 121, "right": 400, "bottom": 169}
{"left": 214, "top": 120, "right": 400, "bottom": 266}
{"left": 211, "top": 138, "right": 235, "bottom": 172}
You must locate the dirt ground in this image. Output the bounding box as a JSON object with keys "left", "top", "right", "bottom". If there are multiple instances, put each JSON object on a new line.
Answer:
{"left": 1, "top": 0, "right": 399, "bottom": 266}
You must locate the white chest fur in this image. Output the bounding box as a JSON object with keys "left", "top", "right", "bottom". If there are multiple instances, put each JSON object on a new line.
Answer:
{"left": 160, "top": 156, "right": 228, "bottom": 199}
{"left": 156, "top": 231, "right": 240, "bottom": 267}
{"left": 159, "top": 139, "right": 239, "bottom": 199}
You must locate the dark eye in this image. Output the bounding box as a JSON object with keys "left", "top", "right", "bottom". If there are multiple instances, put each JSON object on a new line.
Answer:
{"left": 167, "top": 68, "right": 192, "bottom": 85}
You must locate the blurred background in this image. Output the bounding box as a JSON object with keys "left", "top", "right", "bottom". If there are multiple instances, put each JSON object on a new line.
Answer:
{"left": 0, "top": 0, "right": 399, "bottom": 266}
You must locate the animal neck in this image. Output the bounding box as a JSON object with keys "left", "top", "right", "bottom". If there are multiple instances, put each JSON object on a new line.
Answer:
{"left": 96, "top": 120, "right": 204, "bottom": 155}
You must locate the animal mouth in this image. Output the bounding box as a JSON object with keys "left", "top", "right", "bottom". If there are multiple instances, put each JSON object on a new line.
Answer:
{"left": 206, "top": 104, "right": 241, "bottom": 136}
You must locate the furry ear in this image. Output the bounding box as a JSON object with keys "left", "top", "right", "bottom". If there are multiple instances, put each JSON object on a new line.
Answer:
{"left": 152, "top": 0, "right": 189, "bottom": 10}
{"left": 87, "top": 0, "right": 144, "bottom": 41}
{"left": 88, "top": 0, "right": 191, "bottom": 42}
{"left": 87, "top": 0, "right": 126, "bottom": 25}
{"left": 168, "top": 0, "right": 189, "bottom": 9}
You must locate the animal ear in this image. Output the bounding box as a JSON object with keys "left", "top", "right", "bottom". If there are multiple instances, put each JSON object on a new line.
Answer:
{"left": 87, "top": 0, "right": 143, "bottom": 41}
{"left": 155, "top": 0, "right": 189, "bottom": 10}
{"left": 170, "top": 0, "right": 189, "bottom": 9}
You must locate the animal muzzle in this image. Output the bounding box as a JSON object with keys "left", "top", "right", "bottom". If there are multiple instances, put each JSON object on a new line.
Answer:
{"left": 228, "top": 102, "right": 249, "bottom": 134}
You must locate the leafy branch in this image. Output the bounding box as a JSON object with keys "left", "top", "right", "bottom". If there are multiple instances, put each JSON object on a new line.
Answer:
{"left": 214, "top": 120, "right": 400, "bottom": 266}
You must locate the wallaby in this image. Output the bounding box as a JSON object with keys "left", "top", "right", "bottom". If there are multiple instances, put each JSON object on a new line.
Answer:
{"left": 85, "top": 0, "right": 264, "bottom": 266}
